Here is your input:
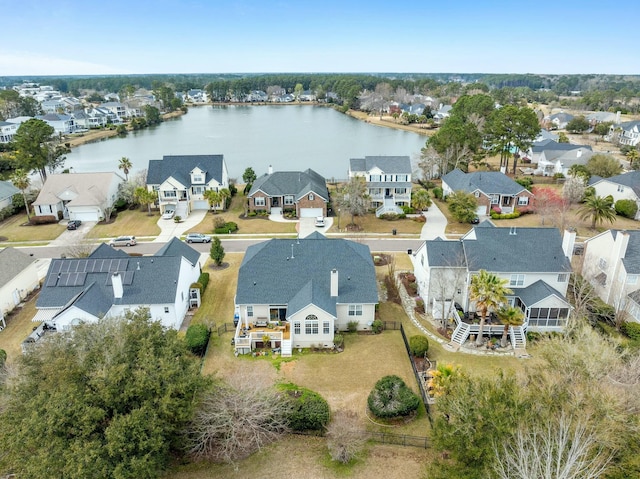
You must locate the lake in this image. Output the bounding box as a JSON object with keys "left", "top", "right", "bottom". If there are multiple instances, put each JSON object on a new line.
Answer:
{"left": 64, "top": 105, "right": 427, "bottom": 180}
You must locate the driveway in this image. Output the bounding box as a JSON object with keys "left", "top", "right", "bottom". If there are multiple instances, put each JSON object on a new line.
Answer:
{"left": 49, "top": 221, "right": 97, "bottom": 247}
{"left": 298, "top": 217, "right": 333, "bottom": 238}
{"left": 153, "top": 210, "right": 207, "bottom": 243}
{"left": 420, "top": 202, "right": 447, "bottom": 240}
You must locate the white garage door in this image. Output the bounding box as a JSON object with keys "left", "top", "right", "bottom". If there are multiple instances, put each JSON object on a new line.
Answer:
{"left": 300, "top": 208, "right": 323, "bottom": 218}
{"left": 476, "top": 205, "right": 487, "bottom": 217}
{"left": 71, "top": 211, "right": 99, "bottom": 222}
{"left": 192, "top": 200, "right": 209, "bottom": 210}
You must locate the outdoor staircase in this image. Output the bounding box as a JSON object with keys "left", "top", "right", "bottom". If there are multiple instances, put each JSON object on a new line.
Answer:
{"left": 450, "top": 323, "right": 471, "bottom": 346}
{"left": 509, "top": 326, "right": 527, "bottom": 350}
{"left": 375, "top": 197, "right": 403, "bottom": 217}
{"left": 281, "top": 339, "right": 292, "bottom": 357}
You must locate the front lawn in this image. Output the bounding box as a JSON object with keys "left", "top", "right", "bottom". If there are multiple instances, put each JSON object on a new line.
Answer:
{"left": 0, "top": 214, "right": 65, "bottom": 242}
{"left": 336, "top": 212, "right": 424, "bottom": 235}
{"left": 85, "top": 209, "right": 161, "bottom": 239}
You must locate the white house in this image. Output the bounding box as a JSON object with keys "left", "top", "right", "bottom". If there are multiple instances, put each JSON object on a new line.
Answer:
{"left": 234, "top": 232, "right": 378, "bottom": 355}
{"left": 590, "top": 171, "right": 640, "bottom": 220}
{"left": 32, "top": 172, "right": 124, "bottom": 222}
{"left": 412, "top": 224, "right": 574, "bottom": 348}
{"left": 0, "top": 248, "right": 40, "bottom": 328}
{"left": 0, "top": 121, "right": 19, "bottom": 143}
{"left": 146, "top": 154, "right": 229, "bottom": 217}
{"left": 606, "top": 121, "right": 640, "bottom": 147}
{"left": 36, "top": 113, "right": 76, "bottom": 134}
{"left": 582, "top": 230, "right": 640, "bottom": 320}
{"left": 29, "top": 239, "right": 202, "bottom": 341}
{"left": 348, "top": 155, "right": 412, "bottom": 216}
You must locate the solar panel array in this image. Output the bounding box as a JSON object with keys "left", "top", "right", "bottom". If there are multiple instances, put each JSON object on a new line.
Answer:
{"left": 46, "top": 258, "right": 130, "bottom": 287}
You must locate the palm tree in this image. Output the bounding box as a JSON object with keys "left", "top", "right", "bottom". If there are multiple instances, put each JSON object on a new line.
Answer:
{"left": 219, "top": 188, "right": 231, "bottom": 210}
{"left": 118, "top": 157, "right": 132, "bottom": 181}
{"left": 468, "top": 270, "right": 513, "bottom": 347}
{"left": 427, "top": 363, "right": 461, "bottom": 398}
{"left": 411, "top": 189, "right": 432, "bottom": 212}
{"left": 133, "top": 187, "right": 157, "bottom": 215}
{"left": 496, "top": 305, "right": 524, "bottom": 348}
{"left": 10, "top": 169, "right": 31, "bottom": 221}
{"left": 577, "top": 194, "right": 616, "bottom": 229}
{"left": 203, "top": 189, "right": 221, "bottom": 212}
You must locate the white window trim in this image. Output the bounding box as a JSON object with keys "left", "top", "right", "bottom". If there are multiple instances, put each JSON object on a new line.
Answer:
{"left": 348, "top": 304, "right": 363, "bottom": 316}
{"left": 247, "top": 306, "right": 254, "bottom": 317}
{"left": 284, "top": 195, "right": 295, "bottom": 205}
{"left": 490, "top": 194, "right": 500, "bottom": 205}
{"left": 518, "top": 196, "right": 529, "bottom": 206}
{"left": 510, "top": 274, "right": 525, "bottom": 287}
{"left": 254, "top": 197, "right": 266, "bottom": 206}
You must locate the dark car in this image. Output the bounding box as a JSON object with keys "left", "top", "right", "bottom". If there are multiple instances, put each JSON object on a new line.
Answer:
{"left": 470, "top": 217, "right": 480, "bottom": 224}
{"left": 67, "top": 220, "right": 82, "bottom": 230}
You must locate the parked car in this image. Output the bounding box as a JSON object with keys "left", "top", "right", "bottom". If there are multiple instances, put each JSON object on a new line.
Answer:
{"left": 162, "top": 205, "right": 176, "bottom": 220}
{"left": 315, "top": 216, "right": 325, "bottom": 227}
{"left": 109, "top": 236, "right": 137, "bottom": 247}
{"left": 185, "top": 233, "right": 211, "bottom": 243}
{"left": 66, "top": 220, "right": 82, "bottom": 230}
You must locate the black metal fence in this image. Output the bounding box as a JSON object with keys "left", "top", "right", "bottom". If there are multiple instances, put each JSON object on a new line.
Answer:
{"left": 400, "top": 324, "right": 432, "bottom": 425}
{"left": 292, "top": 430, "right": 429, "bottom": 449}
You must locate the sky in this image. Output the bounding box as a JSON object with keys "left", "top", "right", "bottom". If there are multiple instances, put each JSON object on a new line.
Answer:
{"left": 0, "top": 0, "right": 636, "bottom": 76}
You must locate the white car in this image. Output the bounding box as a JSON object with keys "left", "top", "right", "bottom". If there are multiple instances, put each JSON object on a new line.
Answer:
{"left": 315, "top": 216, "right": 325, "bottom": 227}
{"left": 162, "top": 205, "right": 176, "bottom": 220}
{"left": 185, "top": 233, "right": 212, "bottom": 243}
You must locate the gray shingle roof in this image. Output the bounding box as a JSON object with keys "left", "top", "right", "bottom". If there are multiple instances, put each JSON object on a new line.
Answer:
{"left": 442, "top": 169, "right": 528, "bottom": 196}
{"left": 596, "top": 171, "right": 640, "bottom": 198}
{"left": 511, "top": 280, "right": 568, "bottom": 307}
{"left": 425, "top": 239, "right": 466, "bottom": 267}
{"left": 155, "top": 237, "right": 201, "bottom": 266}
{"left": 147, "top": 155, "right": 225, "bottom": 186}
{"left": 618, "top": 230, "right": 640, "bottom": 275}
{"left": 37, "top": 240, "right": 200, "bottom": 316}
{"left": 0, "top": 248, "right": 35, "bottom": 289}
{"left": 463, "top": 227, "right": 572, "bottom": 273}
{"left": 0, "top": 180, "right": 19, "bottom": 201}
{"left": 236, "top": 233, "right": 378, "bottom": 310}
{"left": 349, "top": 156, "right": 412, "bottom": 174}
{"left": 532, "top": 140, "right": 592, "bottom": 153}
{"left": 249, "top": 169, "right": 328, "bottom": 200}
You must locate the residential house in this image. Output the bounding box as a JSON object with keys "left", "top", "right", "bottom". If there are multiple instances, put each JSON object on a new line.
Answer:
{"left": 0, "top": 248, "right": 40, "bottom": 328}
{"left": 348, "top": 155, "right": 412, "bottom": 216}
{"left": 441, "top": 168, "right": 533, "bottom": 217}
{"left": 607, "top": 120, "right": 640, "bottom": 147}
{"left": 545, "top": 112, "right": 574, "bottom": 129}
{"left": 36, "top": 113, "right": 76, "bottom": 134}
{"left": 234, "top": 232, "right": 378, "bottom": 355}
{"left": 100, "top": 102, "right": 127, "bottom": 121}
{"left": 299, "top": 90, "right": 317, "bottom": 102}
{"left": 412, "top": 224, "right": 574, "bottom": 348}
{"left": 433, "top": 104, "right": 452, "bottom": 123}
{"left": 40, "top": 98, "right": 66, "bottom": 114}
{"left": 187, "top": 89, "right": 207, "bottom": 103}
{"left": 32, "top": 172, "right": 124, "bottom": 222}
{"left": 85, "top": 107, "right": 110, "bottom": 127}
{"left": 0, "top": 180, "right": 19, "bottom": 209}
{"left": 0, "top": 121, "right": 19, "bottom": 143}
{"left": 146, "top": 154, "right": 229, "bottom": 218}
{"left": 586, "top": 111, "right": 618, "bottom": 125}
{"left": 28, "top": 239, "right": 202, "bottom": 344}
{"left": 590, "top": 171, "right": 640, "bottom": 220}
{"left": 70, "top": 111, "right": 91, "bottom": 130}
{"left": 247, "top": 90, "right": 268, "bottom": 102}
{"left": 247, "top": 167, "right": 329, "bottom": 218}
{"left": 536, "top": 146, "right": 594, "bottom": 176}
{"left": 582, "top": 230, "right": 640, "bottom": 321}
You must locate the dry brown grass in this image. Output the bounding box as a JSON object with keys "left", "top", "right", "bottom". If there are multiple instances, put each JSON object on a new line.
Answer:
{"left": 85, "top": 209, "right": 161, "bottom": 239}
{"left": 0, "top": 214, "right": 66, "bottom": 242}
{"left": 0, "top": 294, "right": 37, "bottom": 364}
{"left": 164, "top": 434, "right": 433, "bottom": 479}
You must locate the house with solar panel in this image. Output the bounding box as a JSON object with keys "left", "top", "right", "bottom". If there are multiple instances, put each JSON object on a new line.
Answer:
{"left": 412, "top": 223, "right": 575, "bottom": 350}
{"left": 25, "top": 238, "right": 202, "bottom": 350}
{"left": 233, "top": 232, "right": 378, "bottom": 356}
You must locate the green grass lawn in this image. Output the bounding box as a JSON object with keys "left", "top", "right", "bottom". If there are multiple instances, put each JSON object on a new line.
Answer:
{"left": 0, "top": 214, "right": 65, "bottom": 242}
{"left": 85, "top": 209, "right": 161, "bottom": 239}
{"left": 0, "top": 294, "right": 37, "bottom": 365}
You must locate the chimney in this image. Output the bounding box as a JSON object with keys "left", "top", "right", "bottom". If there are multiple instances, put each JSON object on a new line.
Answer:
{"left": 562, "top": 228, "right": 576, "bottom": 259}
{"left": 112, "top": 272, "right": 123, "bottom": 299}
{"left": 268, "top": 164, "right": 273, "bottom": 175}
{"left": 613, "top": 230, "right": 630, "bottom": 261}
{"left": 330, "top": 269, "right": 338, "bottom": 297}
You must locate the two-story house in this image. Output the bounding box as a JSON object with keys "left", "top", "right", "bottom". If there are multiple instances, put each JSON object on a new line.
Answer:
{"left": 412, "top": 224, "right": 574, "bottom": 348}
{"left": 348, "top": 155, "right": 412, "bottom": 216}
{"left": 606, "top": 120, "right": 640, "bottom": 147}
{"left": 0, "top": 121, "right": 19, "bottom": 143}
{"left": 441, "top": 169, "right": 533, "bottom": 217}
{"left": 146, "top": 154, "right": 229, "bottom": 218}
{"left": 582, "top": 230, "right": 640, "bottom": 320}
{"left": 589, "top": 171, "right": 640, "bottom": 220}
{"left": 234, "top": 232, "right": 378, "bottom": 356}
{"left": 247, "top": 167, "right": 329, "bottom": 218}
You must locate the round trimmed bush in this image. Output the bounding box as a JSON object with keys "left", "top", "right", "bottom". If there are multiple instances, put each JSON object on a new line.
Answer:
{"left": 368, "top": 375, "right": 420, "bottom": 419}
{"left": 281, "top": 384, "right": 330, "bottom": 431}
{"left": 615, "top": 199, "right": 638, "bottom": 219}
{"left": 184, "top": 323, "right": 211, "bottom": 357}
{"left": 409, "top": 335, "right": 429, "bottom": 357}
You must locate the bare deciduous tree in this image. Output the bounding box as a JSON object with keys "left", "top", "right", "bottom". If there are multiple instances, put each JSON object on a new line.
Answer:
{"left": 562, "top": 175, "right": 587, "bottom": 205}
{"left": 185, "top": 368, "right": 290, "bottom": 464}
{"left": 326, "top": 411, "right": 367, "bottom": 464}
{"left": 494, "top": 415, "right": 613, "bottom": 479}
{"left": 63, "top": 242, "right": 95, "bottom": 258}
